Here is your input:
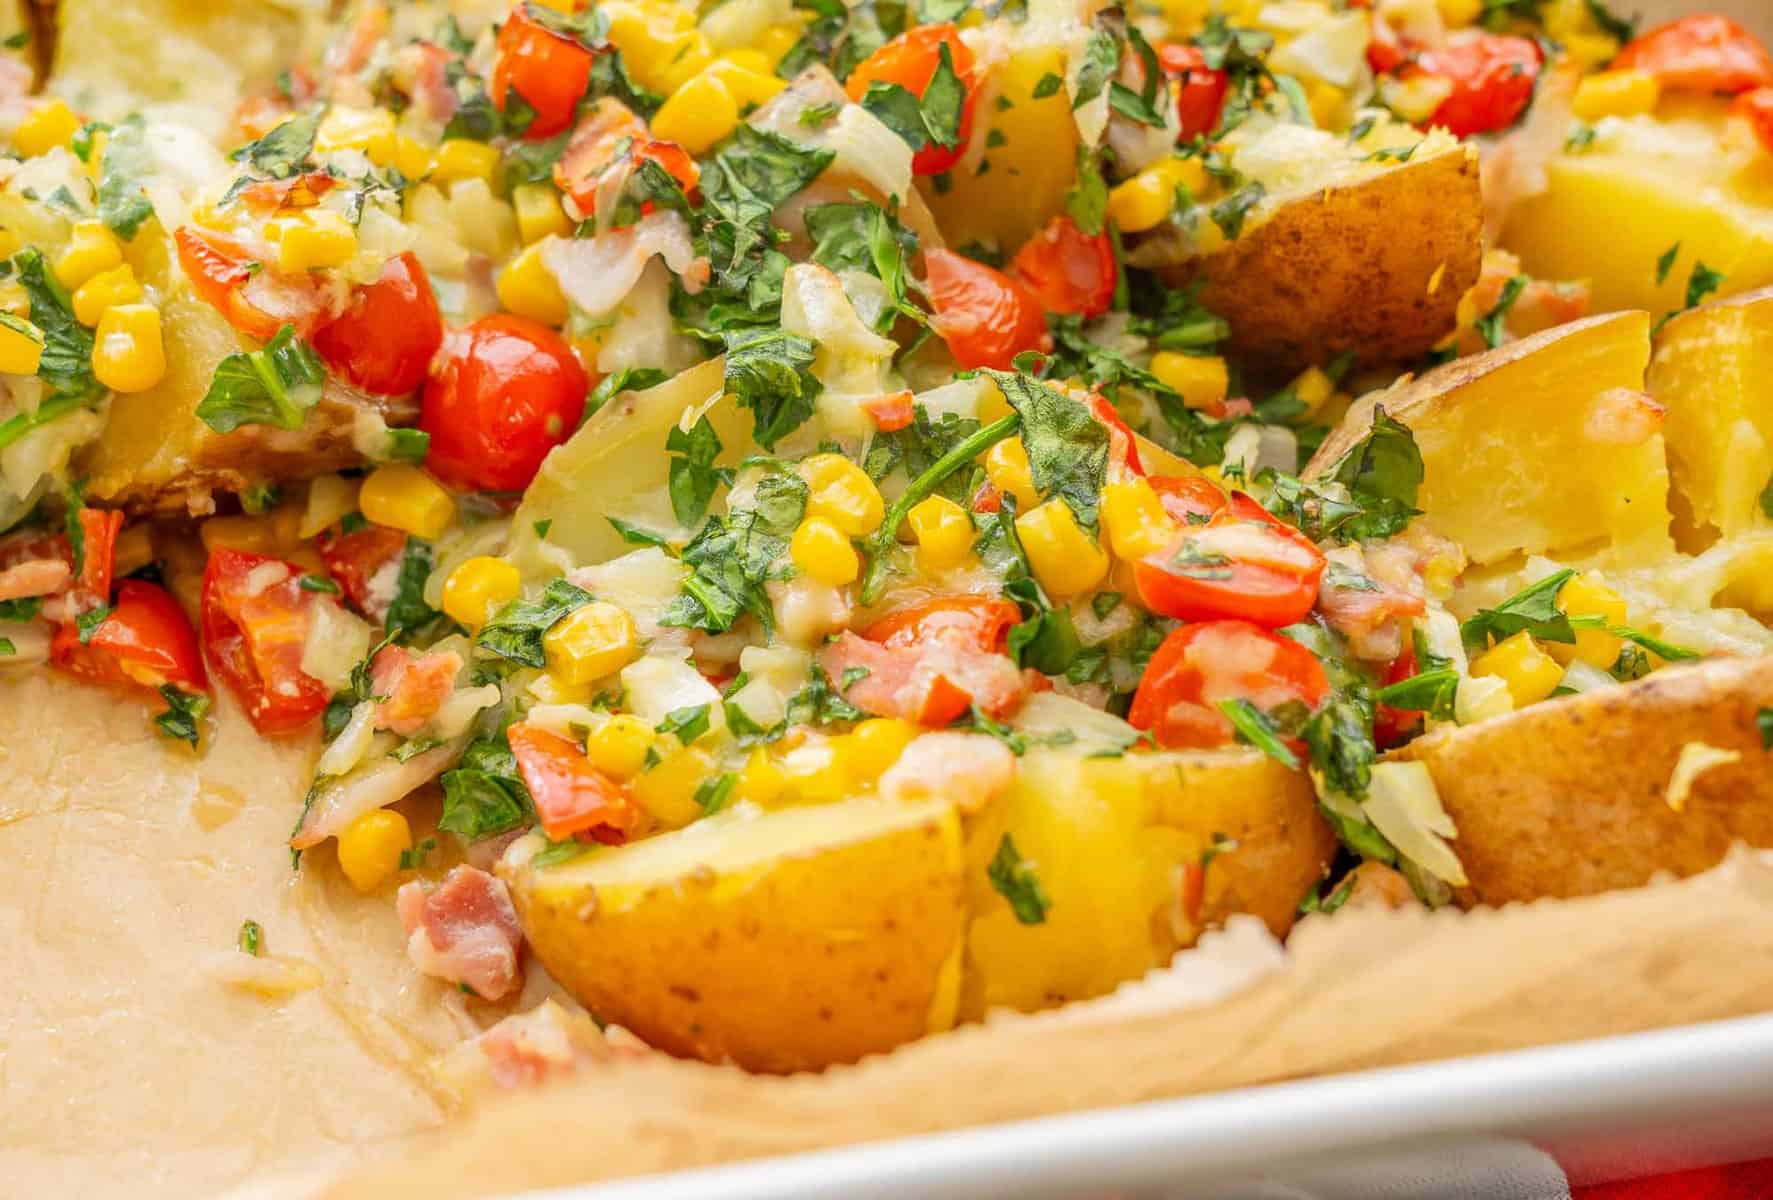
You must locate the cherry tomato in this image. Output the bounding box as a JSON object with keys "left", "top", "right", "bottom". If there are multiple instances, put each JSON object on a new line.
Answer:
{"left": 845, "top": 23, "right": 977, "bottom": 175}
{"left": 508, "top": 720, "right": 642, "bottom": 842}
{"left": 174, "top": 227, "right": 328, "bottom": 343}
{"left": 822, "top": 597, "right": 1025, "bottom": 726}
{"left": 312, "top": 252, "right": 443, "bottom": 396}
{"left": 1089, "top": 393, "right": 1144, "bottom": 475}
{"left": 1737, "top": 87, "right": 1773, "bottom": 153}
{"left": 420, "top": 314, "right": 590, "bottom": 493}
{"left": 1009, "top": 215, "right": 1117, "bottom": 319}
{"left": 201, "top": 547, "right": 331, "bottom": 735}
{"left": 317, "top": 524, "right": 409, "bottom": 621}
{"left": 491, "top": 5, "right": 598, "bottom": 140}
{"left": 1134, "top": 509, "right": 1326, "bottom": 628}
{"left": 865, "top": 596, "right": 1022, "bottom": 652}
{"left": 70, "top": 508, "right": 123, "bottom": 610}
{"left": 1365, "top": 13, "right": 1405, "bottom": 75}
{"left": 1149, "top": 474, "right": 1228, "bottom": 524}
{"left": 52, "top": 580, "right": 207, "bottom": 694}
{"left": 1616, "top": 14, "right": 1773, "bottom": 96}
{"left": 1373, "top": 643, "right": 1424, "bottom": 749}
{"left": 1411, "top": 33, "right": 1542, "bottom": 138}
{"left": 553, "top": 100, "right": 701, "bottom": 219}
{"left": 924, "top": 248, "right": 1049, "bottom": 371}
{"left": 1127, "top": 620, "right": 1329, "bottom": 752}
{"left": 1157, "top": 44, "right": 1230, "bottom": 140}
{"left": 232, "top": 171, "right": 338, "bottom": 214}
{"left": 862, "top": 389, "right": 915, "bottom": 432}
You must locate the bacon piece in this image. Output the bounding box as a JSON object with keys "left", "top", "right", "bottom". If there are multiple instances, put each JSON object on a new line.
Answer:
{"left": 396, "top": 866, "right": 524, "bottom": 1002}
{"left": 862, "top": 389, "right": 915, "bottom": 432}
{"left": 370, "top": 644, "right": 464, "bottom": 735}
{"left": 819, "top": 629, "right": 1027, "bottom": 726}
{"left": 0, "top": 558, "right": 71, "bottom": 603}
{"left": 879, "top": 732, "right": 1017, "bottom": 813}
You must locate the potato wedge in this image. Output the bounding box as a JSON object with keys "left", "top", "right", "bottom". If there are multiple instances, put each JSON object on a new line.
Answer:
{"left": 1391, "top": 654, "right": 1773, "bottom": 907}
{"left": 505, "top": 798, "right": 968, "bottom": 1074}
{"left": 1306, "top": 311, "right": 1669, "bottom": 566}
{"left": 1162, "top": 146, "right": 1484, "bottom": 372}
{"left": 1648, "top": 286, "right": 1773, "bottom": 542}
{"left": 961, "top": 748, "right": 1334, "bottom": 1018}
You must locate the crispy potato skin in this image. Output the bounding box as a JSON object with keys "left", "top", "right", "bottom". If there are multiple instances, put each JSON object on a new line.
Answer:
{"left": 1162, "top": 148, "right": 1483, "bottom": 372}
{"left": 1391, "top": 655, "right": 1773, "bottom": 907}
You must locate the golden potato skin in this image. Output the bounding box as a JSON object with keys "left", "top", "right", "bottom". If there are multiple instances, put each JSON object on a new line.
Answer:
{"left": 1163, "top": 148, "right": 1484, "bottom": 372}
{"left": 1391, "top": 654, "right": 1773, "bottom": 907}
{"left": 508, "top": 800, "right": 968, "bottom": 1075}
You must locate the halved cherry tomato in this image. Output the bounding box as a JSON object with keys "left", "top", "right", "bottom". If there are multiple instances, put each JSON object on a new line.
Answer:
{"left": 924, "top": 248, "right": 1049, "bottom": 371}
{"left": 1373, "top": 643, "right": 1424, "bottom": 749}
{"left": 1616, "top": 14, "right": 1773, "bottom": 96}
{"left": 312, "top": 252, "right": 444, "bottom": 397}
{"left": 1009, "top": 215, "right": 1117, "bottom": 319}
{"left": 70, "top": 508, "right": 123, "bottom": 610}
{"left": 1365, "top": 13, "right": 1406, "bottom": 75}
{"left": 844, "top": 23, "right": 977, "bottom": 175}
{"left": 865, "top": 596, "right": 1022, "bottom": 651}
{"left": 491, "top": 5, "right": 598, "bottom": 140}
{"left": 1127, "top": 620, "right": 1329, "bottom": 752}
{"left": 201, "top": 547, "right": 331, "bottom": 735}
{"left": 1134, "top": 508, "right": 1326, "bottom": 628}
{"left": 52, "top": 580, "right": 207, "bottom": 694}
{"left": 420, "top": 314, "right": 590, "bottom": 493}
{"left": 174, "top": 227, "right": 328, "bottom": 343}
{"left": 508, "top": 720, "right": 642, "bottom": 842}
{"left": 822, "top": 596, "right": 1026, "bottom": 726}
{"left": 1737, "top": 87, "right": 1773, "bottom": 153}
{"left": 553, "top": 100, "right": 702, "bottom": 218}
{"left": 1089, "top": 393, "right": 1143, "bottom": 475}
{"left": 1157, "top": 44, "right": 1230, "bottom": 140}
{"left": 317, "top": 524, "right": 409, "bottom": 621}
{"left": 1410, "top": 32, "right": 1542, "bottom": 138}
{"left": 1149, "top": 474, "right": 1228, "bottom": 524}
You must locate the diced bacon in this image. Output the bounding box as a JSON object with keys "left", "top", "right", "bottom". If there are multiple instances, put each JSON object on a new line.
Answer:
{"left": 879, "top": 732, "right": 1017, "bottom": 812}
{"left": 819, "top": 629, "right": 1027, "bottom": 726}
{"left": 400, "top": 41, "right": 460, "bottom": 127}
{"left": 434, "top": 1001, "right": 649, "bottom": 1100}
{"left": 1317, "top": 546, "right": 1429, "bottom": 663}
{"left": 370, "top": 644, "right": 464, "bottom": 735}
{"left": 328, "top": 2, "right": 390, "bottom": 82}
{"left": 396, "top": 866, "right": 523, "bottom": 1002}
{"left": 0, "top": 558, "right": 70, "bottom": 603}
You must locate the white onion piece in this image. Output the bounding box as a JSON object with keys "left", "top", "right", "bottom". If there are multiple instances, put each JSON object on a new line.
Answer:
{"left": 315, "top": 703, "right": 378, "bottom": 780}
{"left": 542, "top": 212, "right": 700, "bottom": 319}
{"left": 292, "top": 736, "right": 467, "bottom": 849}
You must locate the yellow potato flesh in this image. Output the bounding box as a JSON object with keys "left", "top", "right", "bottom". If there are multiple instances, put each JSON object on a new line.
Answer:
{"left": 921, "top": 46, "right": 1078, "bottom": 255}
{"left": 1308, "top": 311, "right": 1669, "bottom": 566}
{"left": 1648, "top": 287, "right": 1773, "bottom": 543}
{"left": 961, "top": 749, "right": 1333, "bottom": 1018}
{"left": 508, "top": 798, "right": 968, "bottom": 1074}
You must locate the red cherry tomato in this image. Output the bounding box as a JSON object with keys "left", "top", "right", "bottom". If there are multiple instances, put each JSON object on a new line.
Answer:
{"left": 1009, "top": 215, "right": 1117, "bottom": 319}
{"left": 174, "top": 227, "right": 328, "bottom": 342}
{"left": 844, "top": 23, "right": 977, "bottom": 175}
{"left": 924, "top": 248, "right": 1049, "bottom": 371}
{"left": 420, "top": 314, "right": 590, "bottom": 493}
{"left": 1411, "top": 33, "right": 1542, "bottom": 138}
{"left": 820, "top": 597, "right": 1025, "bottom": 727}
{"left": 317, "top": 524, "right": 409, "bottom": 622}
{"left": 553, "top": 98, "right": 701, "bottom": 218}
{"left": 1134, "top": 509, "right": 1326, "bottom": 628}
{"left": 508, "top": 720, "right": 642, "bottom": 842}
{"left": 864, "top": 596, "right": 1022, "bottom": 652}
{"left": 1372, "top": 643, "right": 1426, "bottom": 749}
{"left": 52, "top": 580, "right": 207, "bottom": 694}
{"left": 312, "top": 252, "right": 443, "bottom": 396}
{"left": 491, "top": 5, "right": 598, "bottom": 140}
{"left": 1737, "top": 87, "right": 1773, "bottom": 153}
{"left": 1128, "top": 620, "right": 1329, "bottom": 752}
{"left": 1149, "top": 474, "right": 1228, "bottom": 524}
{"left": 1157, "top": 44, "right": 1231, "bottom": 140}
{"left": 201, "top": 547, "right": 331, "bottom": 735}
{"left": 1088, "top": 393, "right": 1144, "bottom": 475}
{"left": 1616, "top": 14, "right": 1773, "bottom": 96}
{"left": 1365, "top": 13, "right": 1405, "bottom": 75}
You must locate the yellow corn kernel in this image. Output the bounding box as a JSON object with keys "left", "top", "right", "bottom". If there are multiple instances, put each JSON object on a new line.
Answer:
{"left": 544, "top": 600, "right": 641, "bottom": 686}
{"left": 0, "top": 226, "right": 20, "bottom": 262}
{"left": 91, "top": 304, "right": 166, "bottom": 393}
{"left": 843, "top": 718, "right": 916, "bottom": 786}
{"left": 112, "top": 523, "right": 156, "bottom": 578}
{"left": 392, "top": 133, "right": 436, "bottom": 180}
{"left": 708, "top": 59, "right": 787, "bottom": 106}
{"left": 983, "top": 438, "right": 1040, "bottom": 510}
{"left": 651, "top": 70, "right": 741, "bottom": 156}
{"left": 512, "top": 183, "right": 572, "bottom": 244}
{"left": 14, "top": 99, "right": 79, "bottom": 158}
{"left": 750, "top": 23, "right": 801, "bottom": 69}
{"left": 1017, "top": 499, "right": 1110, "bottom": 600}
{"left": 584, "top": 714, "right": 656, "bottom": 780}
{"left": 1291, "top": 366, "right": 1336, "bottom": 422}
{"left": 1471, "top": 631, "right": 1565, "bottom": 708}
{"left": 631, "top": 745, "right": 712, "bottom": 829}
{"left": 719, "top": 47, "right": 773, "bottom": 75}
{"left": 269, "top": 208, "right": 358, "bottom": 273}
{"left": 907, "top": 494, "right": 975, "bottom": 572}
{"left": 733, "top": 746, "right": 787, "bottom": 806}
{"left": 495, "top": 241, "right": 569, "bottom": 326}
{"left": 789, "top": 516, "right": 860, "bottom": 586}
{"left": 1149, "top": 351, "right": 1229, "bottom": 412}
{"left": 1101, "top": 478, "right": 1176, "bottom": 562}
{"left": 441, "top": 556, "right": 522, "bottom": 631}
{"left": 800, "top": 453, "right": 886, "bottom": 536}
{"left": 1106, "top": 157, "right": 1211, "bottom": 234}
{"left": 1435, "top": 0, "right": 1483, "bottom": 26}
{"left": 1572, "top": 69, "right": 1660, "bottom": 122}
{"left": 53, "top": 221, "right": 123, "bottom": 291}
{"left": 430, "top": 137, "right": 501, "bottom": 184}
{"left": 529, "top": 0, "right": 576, "bottom": 10}
{"left": 1306, "top": 80, "right": 1347, "bottom": 128}
{"left": 335, "top": 808, "right": 412, "bottom": 893}
{"left": 358, "top": 465, "right": 456, "bottom": 540}
{"left": 316, "top": 105, "right": 398, "bottom": 165}
{"left": 780, "top": 740, "right": 848, "bottom": 804}
{"left": 71, "top": 263, "right": 143, "bottom": 327}
{"left": 200, "top": 515, "right": 279, "bottom": 555}
{"left": 1552, "top": 574, "right": 1629, "bottom": 669}
{"left": 1564, "top": 33, "right": 1622, "bottom": 71}
{"left": 1381, "top": 73, "right": 1455, "bottom": 124}
{"left": 0, "top": 315, "right": 44, "bottom": 375}
{"left": 605, "top": 0, "right": 710, "bottom": 94}
{"left": 81, "top": 128, "right": 108, "bottom": 182}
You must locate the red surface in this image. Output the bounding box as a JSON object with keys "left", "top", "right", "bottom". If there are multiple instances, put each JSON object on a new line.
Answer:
{"left": 1576, "top": 1158, "right": 1773, "bottom": 1198}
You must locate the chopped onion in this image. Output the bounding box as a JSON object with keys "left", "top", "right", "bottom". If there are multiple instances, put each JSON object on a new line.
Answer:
{"left": 1362, "top": 760, "right": 1468, "bottom": 887}
{"left": 542, "top": 212, "right": 700, "bottom": 319}
{"left": 300, "top": 600, "right": 374, "bottom": 695}
{"left": 1666, "top": 742, "right": 1742, "bottom": 814}
{"left": 292, "top": 736, "right": 467, "bottom": 849}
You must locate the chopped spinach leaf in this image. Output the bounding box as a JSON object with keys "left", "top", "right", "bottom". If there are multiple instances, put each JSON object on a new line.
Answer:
{"left": 987, "top": 833, "right": 1051, "bottom": 924}
{"left": 476, "top": 578, "right": 594, "bottom": 667}
{"left": 196, "top": 325, "right": 325, "bottom": 433}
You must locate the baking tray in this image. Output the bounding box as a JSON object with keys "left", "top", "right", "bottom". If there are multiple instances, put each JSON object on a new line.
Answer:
{"left": 549, "top": 1014, "right": 1773, "bottom": 1198}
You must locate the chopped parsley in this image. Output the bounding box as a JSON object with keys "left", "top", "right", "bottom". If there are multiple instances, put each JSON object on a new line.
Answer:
{"left": 439, "top": 732, "right": 535, "bottom": 841}
{"left": 96, "top": 114, "right": 155, "bottom": 240}
{"left": 154, "top": 685, "right": 210, "bottom": 749}
{"left": 238, "top": 920, "right": 264, "bottom": 957}
{"left": 475, "top": 578, "right": 594, "bottom": 668}
{"left": 979, "top": 370, "right": 1109, "bottom": 528}
{"left": 987, "top": 833, "right": 1051, "bottom": 925}
{"left": 195, "top": 325, "right": 326, "bottom": 433}
{"left": 666, "top": 415, "right": 730, "bottom": 527}
{"left": 722, "top": 328, "right": 822, "bottom": 450}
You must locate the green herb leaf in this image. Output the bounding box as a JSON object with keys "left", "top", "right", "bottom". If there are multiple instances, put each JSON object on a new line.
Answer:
{"left": 154, "top": 684, "right": 211, "bottom": 749}
{"left": 1460, "top": 569, "right": 1578, "bottom": 652}
{"left": 196, "top": 325, "right": 325, "bottom": 433}
{"left": 384, "top": 538, "right": 439, "bottom": 641}
{"left": 978, "top": 371, "right": 1110, "bottom": 527}
{"left": 1475, "top": 275, "right": 1527, "bottom": 349}
{"left": 1218, "top": 697, "right": 1301, "bottom": 769}
{"left": 439, "top": 734, "right": 535, "bottom": 841}
{"left": 666, "top": 415, "right": 729, "bottom": 527}
{"left": 987, "top": 833, "right": 1051, "bottom": 924}
{"left": 606, "top": 516, "right": 674, "bottom": 549}
{"left": 1759, "top": 707, "right": 1773, "bottom": 751}
{"left": 1374, "top": 669, "right": 1459, "bottom": 722}
{"left": 476, "top": 578, "right": 593, "bottom": 668}
{"left": 13, "top": 248, "right": 98, "bottom": 402}
{"left": 231, "top": 108, "right": 319, "bottom": 179}
{"left": 1656, "top": 241, "right": 1681, "bottom": 285}
{"left": 238, "top": 919, "right": 264, "bottom": 956}
{"left": 97, "top": 114, "right": 155, "bottom": 240}
{"left": 723, "top": 327, "right": 822, "bottom": 449}
{"left": 656, "top": 703, "right": 712, "bottom": 744}
{"left": 661, "top": 475, "right": 806, "bottom": 633}
{"left": 1685, "top": 261, "right": 1725, "bottom": 310}
{"left": 75, "top": 604, "right": 111, "bottom": 644}
{"left": 694, "top": 771, "right": 738, "bottom": 814}
{"left": 1072, "top": 27, "right": 1119, "bottom": 109}
{"left": 586, "top": 365, "right": 669, "bottom": 416}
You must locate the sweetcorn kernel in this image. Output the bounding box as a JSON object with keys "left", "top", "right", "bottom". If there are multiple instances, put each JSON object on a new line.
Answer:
{"left": 1290, "top": 366, "right": 1336, "bottom": 422}
{"left": 54, "top": 221, "right": 123, "bottom": 291}
{"left": 733, "top": 746, "right": 788, "bottom": 806}
{"left": 496, "top": 241, "right": 569, "bottom": 326}
{"left": 1106, "top": 157, "right": 1210, "bottom": 234}
{"left": 584, "top": 714, "right": 656, "bottom": 780}
{"left": 789, "top": 517, "right": 860, "bottom": 586}
{"left": 651, "top": 70, "right": 741, "bottom": 155}
{"left": 983, "top": 438, "right": 1041, "bottom": 510}
{"left": 1471, "top": 631, "right": 1564, "bottom": 708}
{"left": 799, "top": 453, "right": 885, "bottom": 536}
{"left": 1572, "top": 69, "right": 1660, "bottom": 122}
{"left": 907, "top": 494, "right": 975, "bottom": 571}
{"left": 1101, "top": 478, "right": 1175, "bottom": 561}
{"left": 512, "top": 183, "right": 572, "bottom": 244}
{"left": 631, "top": 745, "right": 712, "bottom": 828}
{"left": 336, "top": 808, "right": 412, "bottom": 893}
{"left": 1017, "top": 499, "right": 1110, "bottom": 599}
{"left": 392, "top": 134, "right": 436, "bottom": 180}
{"left": 708, "top": 58, "right": 787, "bottom": 106}
{"left": 843, "top": 718, "right": 916, "bottom": 786}
{"left": 1551, "top": 574, "right": 1629, "bottom": 669}
{"left": 271, "top": 209, "right": 358, "bottom": 272}
{"left": 544, "top": 601, "right": 641, "bottom": 686}
{"left": 358, "top": 465, "right": 456, "bottom": 540}
{"left": 440, "top": 556, "right": 522, "bottom": 631}
{"left": 0, "top": 315, "right": 44, "bottom": 375}
{"left": 72, "top": 263, "right": 143, "bottom": 327}
{"left": 14, "top": 99, "right": 79, "bottom": 157}
{"left": 317, "top": 105, "right": 398, "bottom": 165}
{"left": 1149, "top": 352, "right": 1228, "bottom": 412}
{"left": 431, "top": 138, "right": 500, "bottom": 184}
{"left": 749, "top": 23, "right": 802, "bottom": 68}
{"left": 91, "top": 303, "right": 166, "bottom": 393}
{"left": 1435, "top": 0, "right": 1483, "bottom": 26}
